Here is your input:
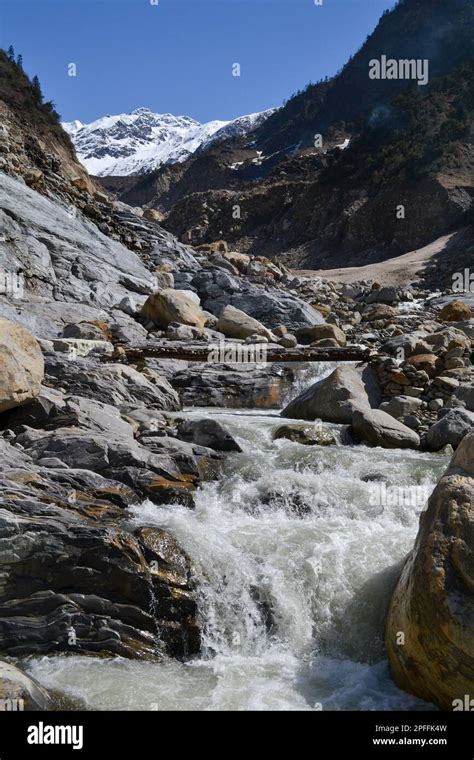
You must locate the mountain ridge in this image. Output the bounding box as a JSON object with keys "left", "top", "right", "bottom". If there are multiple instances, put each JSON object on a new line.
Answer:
{"left": 63, "top": 107, "right": 277, "bottom": 176}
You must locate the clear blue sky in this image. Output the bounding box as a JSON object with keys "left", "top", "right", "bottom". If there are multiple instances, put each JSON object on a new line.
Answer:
{"left": 0, "top": 0, "right": 394, "bottom": 124}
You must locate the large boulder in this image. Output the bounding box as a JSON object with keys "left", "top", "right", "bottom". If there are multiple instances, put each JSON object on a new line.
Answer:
{"left": 281, "top": 366, "right": 370, "bottom": 424}
{"left": 217, "top": 305, "right": 274, "bottom": 341}
{"left": 425, "top": 408, "right": 474, "bottom": 451}
{"left": 385, "top": 433, "right": 474, "bottom": 709}
{"left": 352, "top": 408, "right": 420, "bottom": 449}
{"left": 0, "top": 319, "right": 44, "bottom": 413}
{"left": 141, "top": 289, "right": 206, "bottom": 330}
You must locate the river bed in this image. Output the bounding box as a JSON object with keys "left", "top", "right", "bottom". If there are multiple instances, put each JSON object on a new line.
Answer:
{"left": 23, "top": 399, "right": 447, "bottom": 711}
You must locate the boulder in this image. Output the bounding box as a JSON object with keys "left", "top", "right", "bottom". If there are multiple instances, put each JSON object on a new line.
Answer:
{"left": 379, "top": 396, "right": 424, "bottom": 419}
{"left": 0, "top": 318, "right": 44, "bottom": 413}
{"left": 366, "top": 286, "right": 407, "bottom": 304}
{"left": 351, "top": 408, "right": 420, "bottom": 449}
{"left": 385, "top": 433, "right": 474, "bottom": 709}
{"left": 166, "top": 323, "right": 203, "bottom": 341}
{"left": 281, "top": 366, "right": 370, "bottom": 424}
{"left": 217, "top": 305, "right": 274, "bottom": 341}
{"left": 62, "top": 321, "right": 111, "bottom": 341}
{"left": 0, "top": 174, "right": 156, "bottom": 308}
{"left": 279, "top": 334, "right": 298, "bottom": 348}
{"left": 438, "top": 300, "right": 472, "bottom": 322}
{"left": 425, "top": 408, "right": 474, "bottom": 451}
{"left": 361, "top": 304, "right": 397, "bottom": 322}
{"left": 141, "top": 289, "right": 206, "bottom": 330}
{"left": 447, "top": 385, "right": 474, "bottom": 412}
{"left": 176, "top": 419, "right": 242, "bottom": 452}
{"left": 0, "top": 661, "right": 52, "bottom": 710}
{"left": 425, "top": 327, "right": 471, "bottom": 351}
{"left": 273, "top": 423, "right": 337, "bottom": 446}
{"left": 382, "top": 332, "right": 432, "bottom": 358}
{"left": 295, "top": 324, "right": 346, "bottom": 346}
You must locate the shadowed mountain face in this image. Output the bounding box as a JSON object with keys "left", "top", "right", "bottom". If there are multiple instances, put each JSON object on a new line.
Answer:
{"left": 99, "top": 0, "right": 474, "bottom": 271}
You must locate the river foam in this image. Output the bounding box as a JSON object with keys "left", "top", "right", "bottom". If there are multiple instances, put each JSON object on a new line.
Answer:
{"left": 25, "top": 405, "right": 447, "bottom": 710}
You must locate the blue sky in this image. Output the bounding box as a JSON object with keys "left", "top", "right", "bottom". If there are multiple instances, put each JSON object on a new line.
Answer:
{"left": 1, "top": 0, "right": 394, "bottom": 124}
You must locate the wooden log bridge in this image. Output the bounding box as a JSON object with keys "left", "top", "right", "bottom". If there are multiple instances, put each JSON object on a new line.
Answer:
{"left": 111, "top": 342, "right": 375, "bottom": 364}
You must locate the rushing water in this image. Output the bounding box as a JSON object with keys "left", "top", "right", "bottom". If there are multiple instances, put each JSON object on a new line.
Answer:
{"left": 25, "top": 366, "right": 448, "bottom": 711}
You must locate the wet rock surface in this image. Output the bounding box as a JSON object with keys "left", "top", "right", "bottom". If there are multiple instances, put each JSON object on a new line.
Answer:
{"left": 386, "top": 433, "right": 474, "bottom": 710}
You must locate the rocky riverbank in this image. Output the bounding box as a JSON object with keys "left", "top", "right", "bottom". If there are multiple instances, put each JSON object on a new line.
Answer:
{"left": 0, "top": 54, "right": 473, "bottom": 708}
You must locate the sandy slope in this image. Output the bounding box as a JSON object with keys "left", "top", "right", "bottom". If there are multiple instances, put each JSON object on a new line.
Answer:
{"left": 297, "top": 228, "right": 473, "bottom": 287}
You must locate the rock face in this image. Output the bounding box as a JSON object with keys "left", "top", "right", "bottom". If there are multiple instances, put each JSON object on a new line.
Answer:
{"left": 0, "top": 174, "right": 156, "bottom": 308}
{"left": 351, "top": 408, "right": 420, "bottom": 449}
{"left": 0, "top": 439, "right": 200, "bottom": 659}
{"left": 151, "top": 358, "right": 297, "bottom": 410}
{"left": 0, "top": 319, "right": 44, "bottom": 412}
{"left": 281, "top": 366, "right": 370, "bottom": 424}
{"left": 217, "top": 305, "right": 274, "bottom": 341}
{"left": 385, "top": 433, "right": 474, "bottom": 710}
{"left": 141, "top": 288, "right": 206, "bottom": 330}
{"left": 0, "top": 661, "right": 52, "bottom": 710}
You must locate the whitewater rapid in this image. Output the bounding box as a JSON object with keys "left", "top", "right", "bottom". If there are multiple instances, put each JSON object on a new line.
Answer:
{"left": 25, "top": 385, "right": 448, "bottom": 710}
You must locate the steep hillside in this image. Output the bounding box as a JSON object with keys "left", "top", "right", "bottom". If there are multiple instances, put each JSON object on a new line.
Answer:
{"left": 252, "top": 0, "right": 474, "bottom": 157}
{"left": 0, "top": 49, "right": 94, "bottom": 197}
{"left": 163, "top": 57, "right": 474, "bottom": 271}
{"left": 108, "top": 0, "right": 474, "bottom": 218}
{"left": 143, "top": 0, "right": 474, "bottom": 273}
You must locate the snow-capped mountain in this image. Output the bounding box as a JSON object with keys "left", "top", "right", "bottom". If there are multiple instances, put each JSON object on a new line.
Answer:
{"left": 63, "top": 107, "right": 276, "bottom": 176}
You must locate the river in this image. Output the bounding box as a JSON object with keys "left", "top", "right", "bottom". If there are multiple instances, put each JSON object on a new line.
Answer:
{"left": 24, "top": 366, "right": 447, "bottom": 710}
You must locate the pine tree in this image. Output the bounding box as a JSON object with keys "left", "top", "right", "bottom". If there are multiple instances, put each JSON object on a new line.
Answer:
{"left": 16, "top": 54, "right": 23, "bottom": 69}
{"left": 7, "top": 45, "right": 15, "bottom": 61}
{"left": 32, "top": 75, "right": 43, "bottom": 103}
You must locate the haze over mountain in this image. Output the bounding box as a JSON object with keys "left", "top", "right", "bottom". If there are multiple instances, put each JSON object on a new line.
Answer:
{"left": 63, "top": 107, "right": 276, "bottom": 176}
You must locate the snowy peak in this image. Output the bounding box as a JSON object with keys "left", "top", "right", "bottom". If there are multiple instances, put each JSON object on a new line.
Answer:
{"left": 63, "top": 107, "right": 276, "bottom": 176}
